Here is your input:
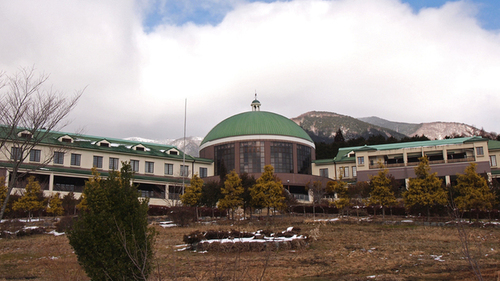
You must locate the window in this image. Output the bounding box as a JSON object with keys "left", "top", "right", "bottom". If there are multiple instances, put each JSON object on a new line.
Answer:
{"left": 165, "top": 163, "right": 173, "bottom": 175}
{"left": 10, "top": 147, "right": 22, "bottom": 160}
{"left": 270, "top": 142, "right": 293, "bottom": 173}
{"left": 131, "top": 160, "right": 139, "bottom": 172}
{"left": 240, "top": 141, "right": 265, "bottom": 173}
{"left": 214, "top": 143, "right": 235, "bottom": 176}
{"left": 352, "top": 166, "right": 357, "bottom": 177}
{"left": 135, "top": 146, "right": 145, "bottom": 151}
{"left": 199, "top": 167, "right": 207, "bottom": 178}
{"left": 168, "top": 185, "right": 183, "bottom": 200}
{"left": 54, "top": 151, "right": 64, "bottom": 164}
{"left": 297, "top": 144, "right": 312, "bottom": 174}
{"left": 476, "top": 146, "right": 484, "bottom": 156}
{"left": 145, "top": 161, "right": 154, "bottom": 173}
{"left": 180, "top": 165, "right": 189, "bottom": 177}
{"left": 319, "top": 168, "right": 329, "bottom": 178}
{"left": 169, "top": 150, "right": 178, "bottom": 155}
{"left": 93, "top": 156, "right": 103, "bottom": 168}
{"left": 21, "top": 132, "right": 32, "bottom": 139}
{"left": 29, "top": 149, "right": 41, "bottom": 162}
{"left": 490, "top": 155, "right": 497, "bottom": 167}
{"left": 109, "top": 157, "right": 119, "bottom": 170}
{"left": 100, "top": 142, "right": 109, "bottom": 147}
{"left": 342, "top": 167, "right": 349, "bottom": 178}
{"left": 61, "top": 138, "right": 72, "bottom": 143}
{"left": 357, "top": 156, "right": 364, "bottom": 165}
{"left": 71, "top": 154, "right": 81, "bottom": 166}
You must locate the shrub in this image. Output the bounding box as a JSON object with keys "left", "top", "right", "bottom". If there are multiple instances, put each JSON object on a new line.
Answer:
{"left": 55, "top": 216, "right": 75, "bottom": 233}
{"left": 68, "top": 164, "right": 155, "bottom": 281}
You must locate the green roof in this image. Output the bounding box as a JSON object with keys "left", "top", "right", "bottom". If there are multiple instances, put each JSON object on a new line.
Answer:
{"left": 333, "top": 136, "right": 488, "bottom": 162}
{"left": 0, "top": 126, "right": 212, "bottom": 163}
{"left": 488, "top": 140, "right": 500, "bottom": 150}
{"left": 201, "top": 111, "right": 313, "bottom": 145}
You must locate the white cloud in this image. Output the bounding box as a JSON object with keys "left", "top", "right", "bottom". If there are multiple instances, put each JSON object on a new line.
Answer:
{"left": 1, "top": 0, "right": 500, "bottom": 140}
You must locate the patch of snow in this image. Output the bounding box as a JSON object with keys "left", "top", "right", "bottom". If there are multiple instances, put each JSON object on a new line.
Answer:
{"left": 159, "top": 221, "right": 177, "bottom": 228}
{"left": 286, "top": 226, "right": 294, "bottom": 232}
{"left": 430, "top": 255, "right": 445, "bottom": 262}
{"left": 314, "top": 218, "right": 339, "bottom": 222}
{"left": 47, "top": 230, "right": 65, "bottom": 236}
{"left": 401, "top": 220, "right": 413, "bottom": 223}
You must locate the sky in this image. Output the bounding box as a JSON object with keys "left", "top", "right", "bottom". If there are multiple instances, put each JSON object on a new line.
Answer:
{"left": 1, "top": 0, "right": 500, "bottom": 141}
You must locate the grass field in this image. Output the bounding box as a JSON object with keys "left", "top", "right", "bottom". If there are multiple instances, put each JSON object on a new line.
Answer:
{"left": 1, "top": 216, "right": 499, "bottom": 280}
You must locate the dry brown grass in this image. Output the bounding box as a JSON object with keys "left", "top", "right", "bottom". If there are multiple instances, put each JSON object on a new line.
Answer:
{"left": 1, "top": 216, "right": 500, "bottom": 280}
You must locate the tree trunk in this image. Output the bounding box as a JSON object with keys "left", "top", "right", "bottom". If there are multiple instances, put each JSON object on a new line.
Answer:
{"left": 382, "top": 207, "right": 385, "bottom": 220}
{"left": 427, "top": 206, "right": 430, "bottom": 222}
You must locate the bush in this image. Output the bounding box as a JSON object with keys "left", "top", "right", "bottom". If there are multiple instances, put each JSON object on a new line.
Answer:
{"left": 55, "top": 216, "right": 75, "bottom": 233}
{"left": 68, "top": 164, "right": 155, "bottom": 281}
{"left": 170, "top": 207, "right": 196, "bottom": 227}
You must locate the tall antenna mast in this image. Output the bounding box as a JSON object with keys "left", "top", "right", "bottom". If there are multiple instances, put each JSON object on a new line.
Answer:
{"left": 182, "top": 98, "right": 187, "bottom": 195}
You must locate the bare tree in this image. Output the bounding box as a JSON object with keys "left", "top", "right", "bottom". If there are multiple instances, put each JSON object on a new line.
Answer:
{"left": 0, "top": 67, "right": 83, "bottom": 220}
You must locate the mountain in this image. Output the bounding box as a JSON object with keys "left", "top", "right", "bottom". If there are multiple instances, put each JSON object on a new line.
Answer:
{"left": 358, "top": 116, "right": 492, "bottom": 140}
{"left": 291, "top": 111, "right": 407, "bottom": 143}
{"left": 124, "top": 136, "right": 202, "bottom": 157}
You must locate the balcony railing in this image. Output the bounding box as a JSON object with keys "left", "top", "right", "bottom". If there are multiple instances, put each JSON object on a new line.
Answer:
{"left": 448, "top": 157, "right": 475, "bottom": 163}
{"left": 368, "top": 157, "right": 475, "bottom": 169}
{"left": 292, "top": 193, "right": 310, "bottom": 202}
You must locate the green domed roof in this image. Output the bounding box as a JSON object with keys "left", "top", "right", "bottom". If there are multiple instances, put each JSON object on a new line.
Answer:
{"left": 201, "top": 111, "right": 313, "bottom": 145}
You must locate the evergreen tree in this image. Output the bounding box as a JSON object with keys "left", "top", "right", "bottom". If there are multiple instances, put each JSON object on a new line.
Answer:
{"left": 218, "top": 170, "right": 244, "bottom": 219}
{"left": 46, "top": 193, "right": 64, "bottom": 216}
{"left": 334, "top": 128, "right": 345, "bottom": 143}
{"left": 368, "top": 166, "right": 397, "bottom": 219}
{"left": 62, "top": 192, "right": 78, "bottom": 215}
{"left": 250, "top": 165, "right": 286, "bottom": 217}
{"left": 200, "top": 181, "right": 222, "bottom": 218}
{"left": 403, "top": 156, "right": 447, "bottom": 220}
{"left": 453, "top": 163, "right": 495, "bottom": 221}
{"left": 12, "top": 176, "right": 44, "bottom": 221}
{"left": 68, "top": 164, "right": 155, "bottom": 281}
{"left": 240, "top": 173, "right": 256, "bottom": 218}
{"left": 327, "top": 179, "right": 351, "bottom": 217}
{"left": 181, "top": 174, "right": 203, "bottom": 220}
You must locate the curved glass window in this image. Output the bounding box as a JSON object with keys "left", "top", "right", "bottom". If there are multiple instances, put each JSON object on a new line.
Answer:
{"left": 271, "top": 142, "right": 293, "bottom": 173}
{"left": 297, "top": 144, "right": 312, "bottom": 174}
{"left": 240, "top": 141, "right": 264, "bottom": 173}
{"left": 215, "top": 143, "right": 235, "bottom": 176}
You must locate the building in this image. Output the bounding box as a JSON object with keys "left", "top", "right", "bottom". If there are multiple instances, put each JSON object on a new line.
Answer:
{"left": 312, "top": 136, "right": 500, "bottom": 186}
{"left": 199, "top": 98, "right": 330, "bottom": 200}
{"left": 0, "top": 129, "right": 213, "bottom": 206}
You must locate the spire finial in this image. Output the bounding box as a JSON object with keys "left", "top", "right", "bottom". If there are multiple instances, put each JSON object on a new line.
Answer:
{"left": 251, "top": 92, "right": 261, "bottom": 111}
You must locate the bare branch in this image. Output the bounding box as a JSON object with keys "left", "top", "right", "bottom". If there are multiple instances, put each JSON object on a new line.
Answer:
{"left": 0, "top": 66, "right": 83, "bottom": 220}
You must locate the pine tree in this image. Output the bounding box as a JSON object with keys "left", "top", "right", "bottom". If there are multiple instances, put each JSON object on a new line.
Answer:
{"left": 68, "top": 164, "right": 155, "bottom": 280}
{"left": 454, "top": 163, "right": 495, "bottom": 221}
{"left": 368, "top": 166, "right": 397, "bottom": 219}
{"left": 46, "top": 193, "right": 64, "bottom": 216}
{"left": 62, "top": 192, "right": 78, "bottom": 215}
{"left": 181, "top": 174, "right": 203, "bottom": 220}
{"left": 12, "top": 176, "right": 44, "bottom": 221}
{"left": 327, "top": 179, "right": 351, "bottom": 217}
{"left": 240, "top": 173, "right": 257, "bottom": 219}
{"left": 403, "top": 156, "right": 447, "bottom": 220}
{"left": 200, "top": 181, "right": 222, "bottom": 218}
{"left": 334, "top": 128, "right": 345, "bottom": 143}
{"left": 218, "top": 170, "right": 244, "bottom": 219}
{"left": 250, "top": 165, "right": 285, "bottom": 217}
